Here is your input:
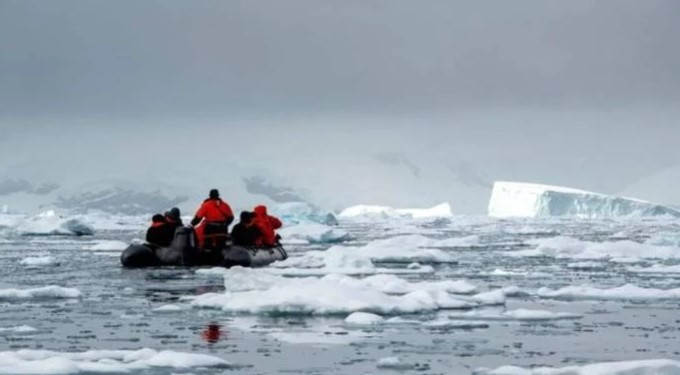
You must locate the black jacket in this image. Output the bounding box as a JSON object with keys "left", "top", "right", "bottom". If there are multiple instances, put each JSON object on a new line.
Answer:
{"left": 231, "top": 223, "right": 261, "bottom": 247}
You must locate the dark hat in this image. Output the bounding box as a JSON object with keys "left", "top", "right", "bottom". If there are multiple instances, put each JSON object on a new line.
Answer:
{"left": 152, "top": 214, "right": 166, "bottom": 223}
{"left": 239, "top": 211, "right": 253, "bottom": 222}
{"left": 209, "top": 189, "right": 220, "bottom": 199}
{"left": 166, "top": 207, "right": 181, "bottom": 220}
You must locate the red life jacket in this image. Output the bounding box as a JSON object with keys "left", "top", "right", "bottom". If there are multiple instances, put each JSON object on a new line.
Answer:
{"left": 194, "top": 198, "right": 234, "bottom": 223}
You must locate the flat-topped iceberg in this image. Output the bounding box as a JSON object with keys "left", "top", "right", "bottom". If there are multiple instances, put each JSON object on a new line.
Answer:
{"left": 488, "top": 181, "right": 680, "bottom": 218}
{"left": 339, "top": 203, "right": 452, "bottom": 219}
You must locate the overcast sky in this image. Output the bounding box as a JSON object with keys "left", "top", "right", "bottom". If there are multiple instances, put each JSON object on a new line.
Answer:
{"left": 1, "top": 1, "right": 679, "bottom": 211}
{"left": 1, "top": 0, "right": 679, "bottom": 116}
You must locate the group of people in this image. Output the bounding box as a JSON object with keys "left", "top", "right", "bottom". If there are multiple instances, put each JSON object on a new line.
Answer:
{"left": 145, "top": 189, "right": 282, "bottom": 250}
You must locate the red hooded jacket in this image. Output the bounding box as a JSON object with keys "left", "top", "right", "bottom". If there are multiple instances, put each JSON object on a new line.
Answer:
{"left": 252, "top": 205, "right": 282, "bottom": 246}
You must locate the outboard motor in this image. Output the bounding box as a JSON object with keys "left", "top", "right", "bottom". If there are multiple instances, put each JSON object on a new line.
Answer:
{"left": 156, "top": 227, "right": 199, "bottom": 266}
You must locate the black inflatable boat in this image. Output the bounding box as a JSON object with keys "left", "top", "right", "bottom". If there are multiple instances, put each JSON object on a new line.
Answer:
{"left": 121, "top": 227, "right": 287, "bottom": 268}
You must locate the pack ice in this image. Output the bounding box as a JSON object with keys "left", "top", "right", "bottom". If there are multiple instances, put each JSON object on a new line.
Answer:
{"left": 488, "top": 181, "right": 680, "bottom": 218}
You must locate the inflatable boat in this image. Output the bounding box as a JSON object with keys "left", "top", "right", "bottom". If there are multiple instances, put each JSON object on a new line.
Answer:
{"left": 121, "top": 227, "right": 287, "bottom": 268}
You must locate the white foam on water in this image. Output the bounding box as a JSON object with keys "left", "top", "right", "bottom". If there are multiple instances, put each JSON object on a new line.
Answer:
{"left": 478, "top": 359, "right": 680, "bottom": 375}
{"left": 0, "top": 348, "right": 230, "bottom": 374}
{"left": 0, "top": 286, "right": 81, "bottom": 300}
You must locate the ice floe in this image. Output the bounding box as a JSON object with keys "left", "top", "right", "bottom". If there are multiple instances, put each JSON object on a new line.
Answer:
{"left": 190, "top": 268, "right": 503, "bottom": 315}
{"left": 339, "top": 202, "right": 452, "bottom": 219}
{"left": 278, "top": 223, "right": 350, "bottom": 244}
{"left": 0, "top": 286, "right": 82, "bottom": 300}
{"left": 537, "top": 284, "right": 680, "bottom": 301}
{"left": 477, "top": 359, "right": 680, "bottom": 375}
{"left": 0, "top": 348, "right": 230, "bottom": 374}
{"left": 627, "top": 264, "right": 680, "bottom": 274}
{"left": 376, "top": 356, "right": 415, "bottom": 370}
{"left": 444, "top": 308, "right": 582, "bottom": 321}
{"left": 19, "top": 256, "right": 57, "bottom": 266}
{"left": 345, "top": 312, "right": 385, "bottom": 325}
{"left": 0, "top": 326, "right": 37, "bottom": 334}
{"left": 85, "top": 240, "right": 128, "bottom": 251}
{"left": 511, "top": 236, "right": 680, "bottom": 261}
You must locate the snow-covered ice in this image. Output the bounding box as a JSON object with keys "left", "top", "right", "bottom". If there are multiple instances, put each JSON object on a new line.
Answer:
{"left": 278, "top": 223, "right": 350, "bottom": 244}
{"left": 0, "top": 348, "right": 230, "bottom": 374}
{"left": 339, "top": 202, "right": 452, "bottom": 219}
{"left": 190, "top": 268, "right": 503, "bottom": 315}
{"left": 271, "top": 202, "right": 338, "bottom": 225}
{"left": 19, "top": 256, "right": 57, "bottom": 266}
{"left": 511, "top": 236, "right": 680, "bottom": 261}
{"left": 444, "top": 308, "right": 582, "bottom": 321}
{"left": 85, "top": 240, "right": 128, "bottom": 251}
{"left": 488, "top": 181, "right": 680, "bottom": 218}
{"left": 3, "top": 211, "right": 95, "bottom": 236}
{"left": 478, "top": 359, "right": 680, "bottom": 375}
{"left": 0, "top": 286, "right": 82, "bottom": 300}
{"left": 537, "top": 284, "right": 680, "bottom": 301}
{"left": 344, "top": 312, "right": 385, "bottom": 325}
{"left": 0, "top": 326, "right": 37, "bottom": 334}
{"left": 376, "top": 356, "right": 415, "bottom": 370}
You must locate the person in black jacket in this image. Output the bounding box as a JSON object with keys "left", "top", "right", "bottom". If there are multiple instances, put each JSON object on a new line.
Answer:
{"left": 231, "top": 211, "right": 261, "bottom": 247}
{"left": 146, "top": 214, "right": 171, "bottom": 247}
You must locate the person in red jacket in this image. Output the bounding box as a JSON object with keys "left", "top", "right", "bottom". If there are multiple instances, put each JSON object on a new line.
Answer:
{"left": 190, "top": 189, "right": 234, "bottom": 250}
{"left": 252, "top": 205, "right": 282, "bottom": 247}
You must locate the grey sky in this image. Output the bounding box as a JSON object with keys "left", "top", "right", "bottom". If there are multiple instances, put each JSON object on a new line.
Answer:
{"left": 1, "top": 0, "right": 679, "bottom": 116}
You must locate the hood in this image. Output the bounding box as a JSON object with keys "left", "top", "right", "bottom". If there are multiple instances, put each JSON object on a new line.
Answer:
{"left": 254, "top": 205, "right": 268, "bottom": 217}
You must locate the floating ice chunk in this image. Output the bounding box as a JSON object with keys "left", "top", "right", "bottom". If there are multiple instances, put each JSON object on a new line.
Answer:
{"left": 12, "top": 211, "right": 94, "bottom": 236}
{"left": 0, "top": 286, "right": 81, "bottom": 300}
{"left": 537, "top": 284, "right": 680, "bottom": 301}
{"left": 345, "top": 312, "right": 384, "bottom": 325}
{"left": 271, "top": 202, "right": 338, "bottom": 225}
{"left": 513, "top": 236, "right": 680, "bottom": 261}
{"left": 191, "top": 271, "right": 501, "bottom": 315}
{"left": 19, "top": 256, "right": 56, "bottom": 266}
{"left": 0, "top": 326, "right": 37, "bottom": 334}
{"left": 340, "top": 203, "right": 452, "bottom": 219}
{"left": 488, "top": 181, "right": 680, "bottom": 218}
{"left": 423, "top": 320, "right": 490, "bottom": 329}
{"left": 446, "top": 308, "right": 582, "bottom": 321}
{"left": 478, "top": 359, "right": 680, "bottom": 375}
{"left": 627, "top": 264, "right": 680, "bottom": 274}
{"left": 0, "top": 348, "right": 230, "bottom": 374}
{"left": 324, "top": 273, "right": 478, "bottom": 295}
{"left": 376, "top": 356, "right": 415, "bottom": 370}
{"left": 153, "top": 304, "right": 184, "bottom": 312}
{"left": 85, "top": 240, "right": 128, "bottom": 251}
{"left": 566, "top": 261, "right": 608, "bottom": 271}
{"left": 278, "top": 223, "right": 350, "bottom": 244}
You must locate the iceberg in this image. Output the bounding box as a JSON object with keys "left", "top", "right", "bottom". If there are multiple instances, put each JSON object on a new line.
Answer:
{"left": 488, "top": 181, "right": 680, "bottom": 218}
{"left": 10, "top": 211, "right": 94, "bottom": 236}
{"left": 339, "top": 202, "right": 452, "bottom": 219}
{"left": 270, "top": 202, "right": 338, "bottom": 225}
